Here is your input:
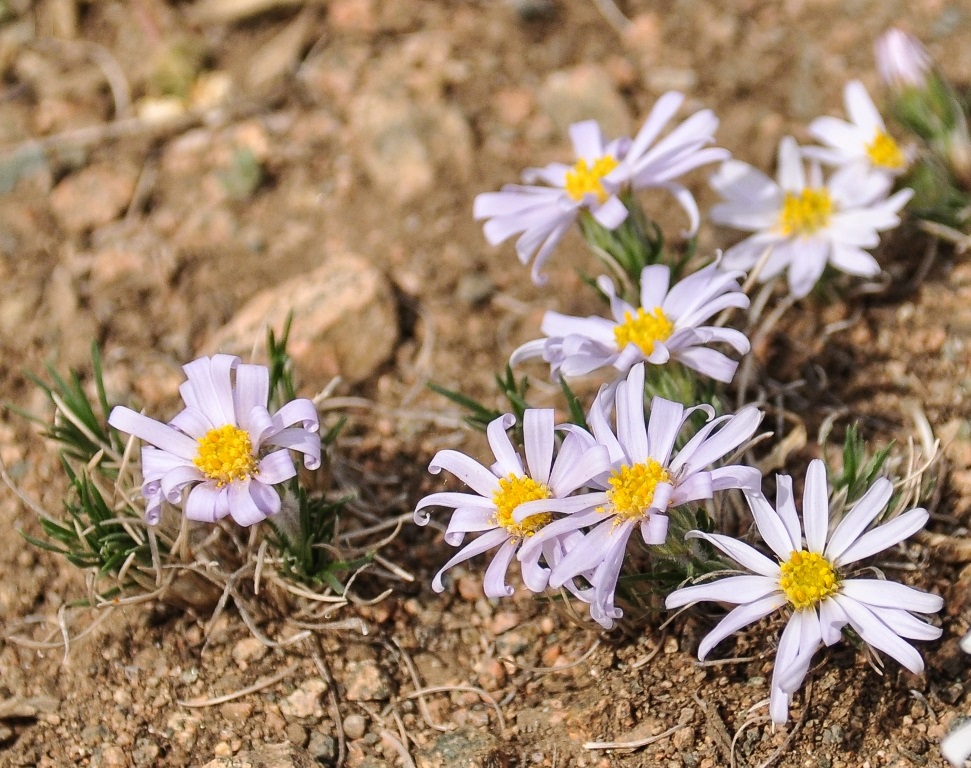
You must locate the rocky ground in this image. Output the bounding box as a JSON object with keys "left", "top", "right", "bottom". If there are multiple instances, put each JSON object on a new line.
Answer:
{"left": 2, "top": 0, "right": 971, "bottom": 766}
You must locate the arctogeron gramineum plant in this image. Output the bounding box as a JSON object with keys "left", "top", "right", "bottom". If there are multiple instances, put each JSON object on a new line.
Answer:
{"left": 7, "top": 20, "right": 960, "bottom": 764}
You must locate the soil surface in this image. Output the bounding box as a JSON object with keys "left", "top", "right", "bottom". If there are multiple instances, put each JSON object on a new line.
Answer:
{"left": 2, "top": 1, "right": 971, "bottom": 767}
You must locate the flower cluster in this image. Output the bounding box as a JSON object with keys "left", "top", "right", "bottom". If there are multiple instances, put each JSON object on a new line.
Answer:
{"left": 421, "top": 57, "right": 955, "bottom": 746}
{"left": 712, "top": 131, "right": 911, "bottom": 299}
{"left": 18, "top": 21, "right": 964, "bottom": 765}
{"left": 417, "top": 363, "right": 762, "bottom": 628}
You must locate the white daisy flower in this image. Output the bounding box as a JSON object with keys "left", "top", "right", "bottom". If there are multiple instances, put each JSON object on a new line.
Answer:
{"left": 805, "top": 80, "right": 910, "bottom": 175}
{"left": 414, "top": 409, "right": 612, "bottom": 598}
{"left": 710, "top": 136, "right": 913, "bottom": 298}
{"left": 510, "top": 262, "right": 750, "bottom": 384}
{"left": 473, "top": 92, "right": 728, "bottom": 284}
{"left": 875, "top": 28, "right": 931, "bottom": 91}
{"left": 941, "top": 632, "right": 971, "bottom": 766}
{"left": 108, "top": 354, "right": 321, "bottom": 526}
{"left": 944, "top": 719, "right": 971, "bottom": 768}
{"left": 516, "top": 363, "right": 763, "bottom": 628}
{"left": 666, "top": 459, "right": 943, "bottom": 724}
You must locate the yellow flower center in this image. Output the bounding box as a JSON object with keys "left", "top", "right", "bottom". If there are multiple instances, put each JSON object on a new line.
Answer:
{"left": 492, "top": 475, "right": 552, "bottom": 538}
{"left": 564, "top": 156, "right": 619, "bottom": 202}
{"left": 779, "top": 550, "right": 839, "bottom": 610}
{"left": 778, "top": 188, "right": 833, "bottom": 237}
{"left": 865, "top": 130, "right": 905, "bottom": 169}
{"left": 193, "top": 424, "right": 258, "bottom": 485}
{"left": 603, "top": 459, "right": 671, "bottom": 522}
{"left": 613, "top": 306, "right": 674, "bottom": 356}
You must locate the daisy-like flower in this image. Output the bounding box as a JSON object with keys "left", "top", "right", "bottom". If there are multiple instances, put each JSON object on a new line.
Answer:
{"left": 805, "top": 80, "right": 910, "bottom": 175}
{"left": 941, "top": 632, "right": 971, "bottom": 766}
{"left": 516, "top": 363, "right": 762, "bottom": 628}
{"left": 510, "top": 262, "right": 750, "bottom": 384}
{"left": 473, "top": 91, "right": 728, "bottom": 284}
{"left": 665, "top": 459, "right": 942, "bottom": 724}
{"left": 711, "top": 136, "right": 913, "bottom": 298}
{"left": 875, "top": 28, "right": 931, "bottom": 91}
{"left": 108, "top": 354, "right": 320, "bottom": 526}
{"left": 413, "top": 409, "right": 612, "bottom": 598}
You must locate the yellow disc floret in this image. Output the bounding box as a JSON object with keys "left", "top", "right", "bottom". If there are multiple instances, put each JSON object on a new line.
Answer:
{"left": 492, "top": 474, "right": 552, "bottom": 538}
{"left": 604, "top": 459, "right": 671, "bottom": 522}
{"left": 865, "top": 130, "right": 905, "bottom": 170}
{"left": 613, "top": 306, "right": 675, "bottom": 356}
{"left": 564, "top": 156, "right": 620, "bottom": 203}
{"left": 779, "top": 549, "right": 839, "bottom": 610}
{"left": 194, "top": 424, "right": 258, "bottom": 485}
{"left": 778, "top": 188, "right": 833, "bottom": 237}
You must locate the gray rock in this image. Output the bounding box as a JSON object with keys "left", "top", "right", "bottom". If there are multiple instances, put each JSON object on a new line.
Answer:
{"left": 349, "top": 95, "right": 472, "bottom": 207}
{"left": 416, "top": 728, "right": 512, "bottom": 768}
{"left": 207, "top": 253, "right": 398, "bottom": 384}
{"left": 537, "top": 65, "right": 631, "bottom": 139}
{"left": 200, "top": 742, "right": 316, "bottom": 768}
{"left": 343, "top": 660, "right": 392, "bottom": 702}
{"left": 307, "top": 731, "right": 336, "bottom": 764}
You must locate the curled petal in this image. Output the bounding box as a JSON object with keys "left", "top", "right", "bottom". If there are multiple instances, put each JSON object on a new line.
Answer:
{"left": 483, "top": 539, "right": 520, "bottom": 599}
{"left": 257, "top": 449, "right": 298, "bottom": 485}
{"left": 428, "top": 450, "right": 499, "bottom": 497}
{"left": 431, "top": 528, "right": 509, "bottom": 593}
{"left": 264, "top": 427, "right": 321, "bottom": 470}
{"left": 185, "top": 482, "right": 229, "bottom": 523}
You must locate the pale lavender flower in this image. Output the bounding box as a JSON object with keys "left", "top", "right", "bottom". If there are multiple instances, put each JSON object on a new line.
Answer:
{"left": 711, "top": 136, "right": 913, "bottom": 298}
{"left": 944, "top": 717, "right": 971, "bottom": 767}
{"left": 875, "top": 28, "right": 931, "bottom": 91}
{"left": 666, "top": 459, "right": 942, "bottom": 724}
{"left": 108, "top": 354, "right": 320, "bottom": 526}
{"left": 414, "top": 409, "right": 612, "bottom": 599}
{"left": 942, "top": 634, "right": 971, "bottom": 765}
{"left": 510, "top": 262, "right": 750, "bottom": 384}
{"left": 516, "top": 363, "right": 762, "bottom": 628}
{"left": 805, "top": 80, "right": 911, "bottom": 175}
{"left": 473, "top": 92, "right": 728, "bottom": 284}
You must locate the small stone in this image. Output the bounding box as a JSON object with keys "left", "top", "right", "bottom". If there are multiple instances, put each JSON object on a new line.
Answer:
{"left": 495, "top": 631, "right": 529, "bottom": 657}
{"left": 49, "top": 165, "right": 138, "bottom": 234}
{"left": 207, "top": 253, "right": 398, "bottom": 384}
{"left": 673, "top": 726, "right": 695, "bottom": 750}
{"left": 490, "top": 611, "right": 520, "bottom": 635}
{"left": 286, "top": 723, "right": 308, "bottom": 747}
{"left": 456, "top": 273, "right": 495, "bottom": 305}
{"left": 214, "top": 742, "right": 233, "bottom": 757}
{"left": 505, "top": 0, "right": 555, "bottom": 21}
{"left": 494, "top": 88, "right": 533, "bottom": 126}
{"left": 343, "top": 713, "right": 368, "bottom": 740}
{"left": 537, "top": 65, "right": 631, "bottom": 139}
{"left": 416, "top": 728, "right": 512, "bottom": 768}
{"left": 200, "top": 743, "right": 316, "bottom": 768}
{"left": 91, "top": 745, "right": 129, "bottom": 767}
{"left": 328, "top": 0, "right": 376, "bottom": 32}
{"left": 281, "top": 680, "right": 327, "bottom": 720}
{"left": 308, "top": 732, "right": 337, "bottom": 764}
{"left": 231, "top": 637, "right": 267, "bottom": 669}
{"left": 644, "top": 66, "right": 699, "bottom": 94}
{"left": 456, "top": 575, "right": 481, "bottom": 602}
{"left": 349, "top": 94, "right": 472, "bottom": 206}
{"left": 344, "top": 660, "right": 392, "bottom": 702}
{"left": 132, "top": 739, "right": 160, "bottom": 767}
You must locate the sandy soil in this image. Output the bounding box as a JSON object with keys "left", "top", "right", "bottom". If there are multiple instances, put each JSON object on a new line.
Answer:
{"left": 2, "top": 1, "right": 971, "bottom": 766}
